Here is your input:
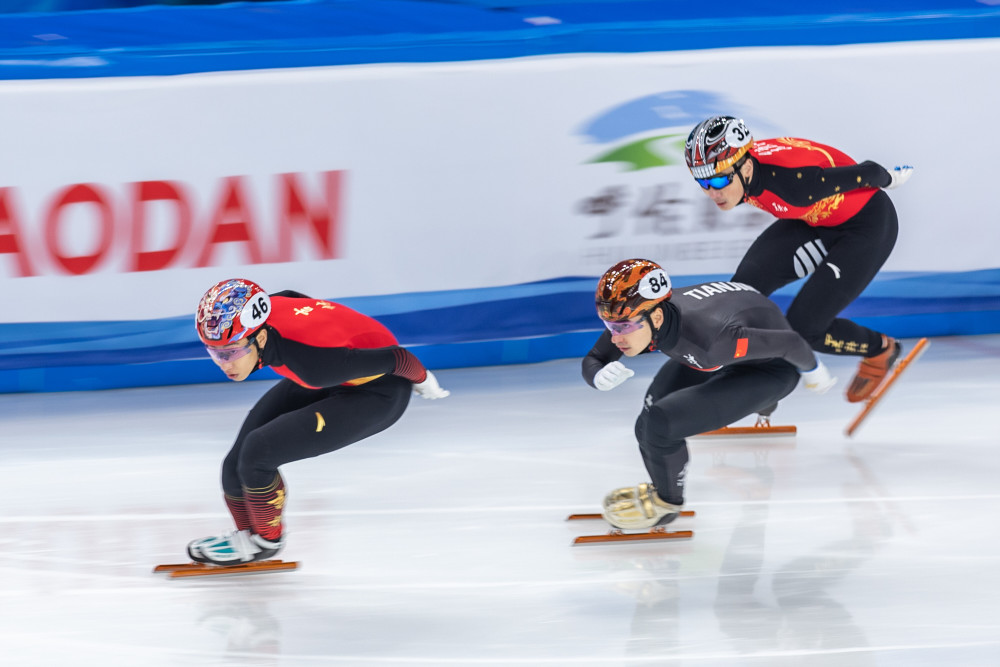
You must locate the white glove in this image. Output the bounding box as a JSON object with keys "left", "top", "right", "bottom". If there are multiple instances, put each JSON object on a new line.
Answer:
{"left": 801, "top": 361, "right": 837, "bottom": 395}
{"left": 413, "top": 371, "right": 449, "bottom": 399}
{"left": 884, "top": 165, "right": 913, "bottom": 189}
{"left": 594, "top": 361, "right": 635, "bottom": 391}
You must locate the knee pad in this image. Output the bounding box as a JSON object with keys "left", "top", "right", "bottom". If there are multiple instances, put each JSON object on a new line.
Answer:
{"left": 235, "top": 433, "right": 280, "bottom": 489}
{"left": 636, "top": 405, "right": 680, "bottom": 452}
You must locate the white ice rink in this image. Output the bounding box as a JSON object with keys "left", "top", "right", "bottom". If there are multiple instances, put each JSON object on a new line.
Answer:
{"left": 2, "top": 335, "right": 999, "bottom": 666}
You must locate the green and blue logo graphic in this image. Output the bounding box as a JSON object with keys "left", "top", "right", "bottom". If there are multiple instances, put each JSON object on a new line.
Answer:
{"left": 578, "top": 91, "right": 753, "bottom": 171}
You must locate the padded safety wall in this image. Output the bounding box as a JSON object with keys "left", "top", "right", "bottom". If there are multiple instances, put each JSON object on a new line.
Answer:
{"left": 1, "top": 1, "right": 998, "bottom": 392}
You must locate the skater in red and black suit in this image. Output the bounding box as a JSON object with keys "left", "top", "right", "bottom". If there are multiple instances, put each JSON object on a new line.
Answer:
{"left": 685, "top": 116, "right": 913, "bottom": 403}
{"left": 187, "top": 278, "right": 449, "bottom": 566}
{"left": 582, "top": 259, "right": 834, "bottom": 530}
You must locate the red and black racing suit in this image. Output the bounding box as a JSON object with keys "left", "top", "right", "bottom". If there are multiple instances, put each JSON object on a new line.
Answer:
{"left": 731, "top": 138, "right": 897, "bottom": 358}
{"left": 220, "top": 291, "right": 428, "bottom": 541}
{"left": 583, "top": 281, "right": 816, "bottom": 507}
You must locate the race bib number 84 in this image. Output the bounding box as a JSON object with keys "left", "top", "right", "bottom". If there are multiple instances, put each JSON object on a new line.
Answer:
{"left": 638, "top": 270, "right": 672, "bottom": 299}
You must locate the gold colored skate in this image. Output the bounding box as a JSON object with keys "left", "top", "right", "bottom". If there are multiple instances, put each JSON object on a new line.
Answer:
{"left": 601, "top": 482, "right": 682, "bottom": 530}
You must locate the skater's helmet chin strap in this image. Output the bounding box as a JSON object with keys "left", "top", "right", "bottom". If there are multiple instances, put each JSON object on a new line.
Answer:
{"left": 249, "top": 328, "right": 267, "bottom": 370}
{"left": 733, "top": 156, "right": 752, "bottom": 203}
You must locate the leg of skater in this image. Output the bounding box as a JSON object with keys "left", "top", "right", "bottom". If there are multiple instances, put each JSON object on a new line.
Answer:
{"left": 603, "top": 360, "right": 800, "bottom": 530}
{"left": 189, "top": 376, "right": 411, "bottom": 564}
{"left": 782, "top": 194, "right": 899, "bottom": 401}
{"left": 734, "top": 193, "right": 899, "bottom": 402}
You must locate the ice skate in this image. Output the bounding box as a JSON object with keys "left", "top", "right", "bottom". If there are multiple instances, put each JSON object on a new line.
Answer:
{"left": 601, "top": 482, "right": 682, "bottom": 530}
{"left": 187, "top": 529, "right": 284, "bottom": 566}
{"left": 695, "top": 404, "right": 796, "bottom": 438}
{"left": 846, "top": 337, "right": 929, "bottom": 436}
{"left": 567, "top": 509, "right": 695, "bottom": 521}
{"left": 568, "top": 483, "right": 693, "bottom": 545}
{"left": 154, "top": 559, "right": 299, "bottom": 578}
{"left": 847, "top": 336, "right": 901, "bottom": 403}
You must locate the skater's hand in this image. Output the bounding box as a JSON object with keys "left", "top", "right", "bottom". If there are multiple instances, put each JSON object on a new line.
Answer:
{"left": 594, "top": 361, "right": 634, "bottom": 391}
{"left": 884, "top": 165, "right": 913, "bottom": 189}
{"left": 801, "top": 361, "right": 837, "bottom": 394}
{"left": 413, "top": 371, "right": 449, "bottom": 399}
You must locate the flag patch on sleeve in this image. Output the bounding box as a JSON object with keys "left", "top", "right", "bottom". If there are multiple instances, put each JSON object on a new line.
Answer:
{"left": 734, "top": 337, "right": 748, "bottom": 358}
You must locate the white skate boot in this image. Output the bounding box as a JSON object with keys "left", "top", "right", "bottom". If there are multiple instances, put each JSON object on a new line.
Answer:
{"left": 602, "top": 482, "right": 682, "bottom": 530}
{"left": 187, "top": 530, "right": 284, "bottom": 566}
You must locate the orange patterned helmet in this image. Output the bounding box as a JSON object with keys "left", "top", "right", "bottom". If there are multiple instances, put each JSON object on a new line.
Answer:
{"left": 596, "top": 259, "right": 673, "bottom": 323}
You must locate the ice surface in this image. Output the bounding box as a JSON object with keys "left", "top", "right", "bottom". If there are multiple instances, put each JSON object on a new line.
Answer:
{"left": 1, "top": 335, "right": 998, "bottom": 666}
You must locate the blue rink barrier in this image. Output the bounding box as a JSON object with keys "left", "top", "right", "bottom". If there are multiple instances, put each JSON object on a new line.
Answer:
{"left": 1, "top": 1, "right": 999, "bottom": 79}
{"left": 1, "top": 269, "right": 998, "bottom": 393}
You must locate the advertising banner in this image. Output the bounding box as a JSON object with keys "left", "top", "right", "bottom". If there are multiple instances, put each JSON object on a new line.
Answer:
{"left": 1, "top": 39, "right": 998, "bottom": 389}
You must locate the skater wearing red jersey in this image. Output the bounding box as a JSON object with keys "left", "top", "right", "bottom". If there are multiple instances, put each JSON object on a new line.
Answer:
{"left": 685, "top": 116, "right": 913, "bottom": 402}
{"left": 186, "top": 278, "right": 448, "bottom": 566}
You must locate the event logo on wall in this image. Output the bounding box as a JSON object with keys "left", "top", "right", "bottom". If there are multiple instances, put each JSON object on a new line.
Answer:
{"left": 574, "top": 90, "right": 773, "bottom": 275}
{"left": 0, "top": 170, "right": 345, "bottom": 278}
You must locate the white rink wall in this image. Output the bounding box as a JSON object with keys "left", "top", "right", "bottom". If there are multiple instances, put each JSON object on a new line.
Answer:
{"left": 3, "top": 40, "right": 998, "bottom": 319}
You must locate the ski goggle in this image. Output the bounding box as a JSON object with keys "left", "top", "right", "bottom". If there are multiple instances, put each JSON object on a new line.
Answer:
{"left": 206, "top": 342, "right": 254, "bottom": 363}
{"left": 695, "top": 172, "right": 736, "bottom": 190}
{"left": 603, "top": 318, "right": 645, "bottom": 336}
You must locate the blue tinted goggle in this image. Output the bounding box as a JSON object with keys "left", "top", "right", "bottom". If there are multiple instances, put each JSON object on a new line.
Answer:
{"left": 695, "top": 172, "right": 735, "bottom": 190}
